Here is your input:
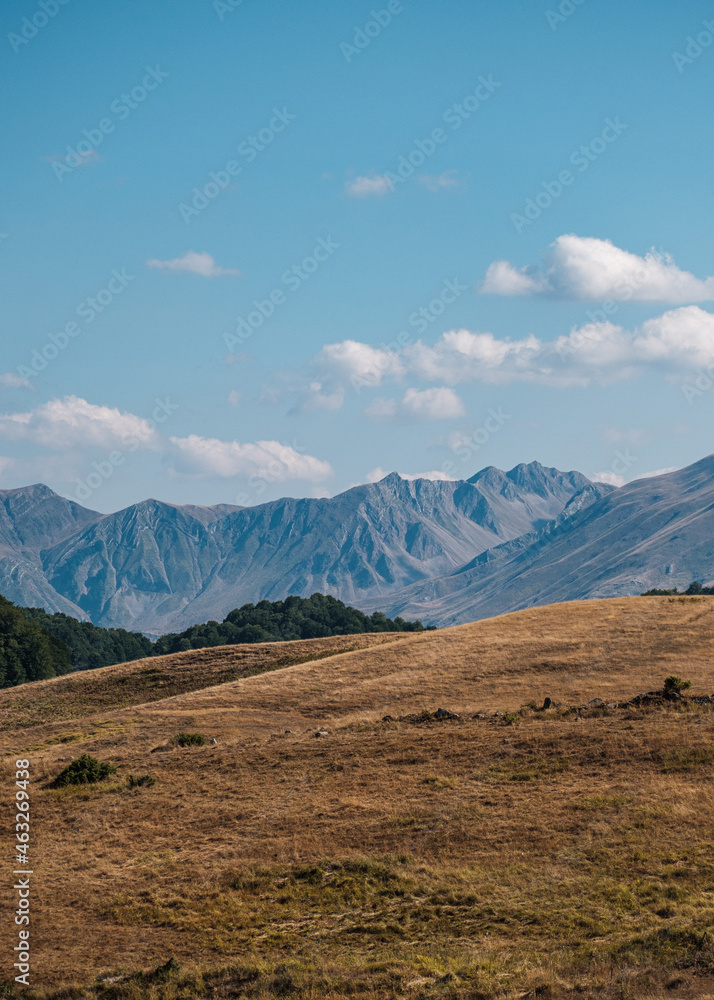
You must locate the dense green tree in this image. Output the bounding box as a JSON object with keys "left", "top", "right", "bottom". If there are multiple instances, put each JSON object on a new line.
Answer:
{"left": 0, "top": 596, "right": 71, "bottom": 687}
{"left": 641, "top": 580, "right": 714, "bottom": 596}
{"left": 153, "top": 592, "right": 432, "bottom": 655}
{"left": 21, "top": 607, "right": 153, "bottom": 670}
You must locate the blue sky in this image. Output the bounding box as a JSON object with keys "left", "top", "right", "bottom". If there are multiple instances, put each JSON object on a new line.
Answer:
{"left": 1, "top": 0, "right": 713, "bottom": 512}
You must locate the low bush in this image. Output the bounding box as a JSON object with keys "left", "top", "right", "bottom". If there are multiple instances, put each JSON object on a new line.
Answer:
{"left": 664, "top": 675, "right": 691, "bottom": 694}
{"left": 172, "top": 732, "right": 205, "bottom": 747}
{"left": 127, "top": 774, "right": 156, "bottom": 788}
{"left": 51, "top": 753, "right": 116, "bottom": 787}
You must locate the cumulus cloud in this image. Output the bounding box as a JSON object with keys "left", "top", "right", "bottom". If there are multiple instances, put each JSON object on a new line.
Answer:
{"left": 146, "top": 251, "right": 241, "bottom": 278}
{"left": 480, "top": 260, "right": 549, "bottom": 296}
{"left": 311, "top": 306, "right": 714, "bottom": 396}
{"left": 365, "top": 387, "right": 465, "bottom": 421}
{"left": 0, "top": 396, "right": 160, "bottom": 451}
{"left": 316, "top": 340, "right": 405, "bottom": 387}
{"left": 402, "top": 387, "right": 465, "bottom": 419}
{"left": 168, "top": 435, "right": 333, "bottom": 482}
{"left": 345, "top": 174, "right": 392, "bottom": 198}
{"left": 481, "top": 235, "right": 714, "bottom": 303}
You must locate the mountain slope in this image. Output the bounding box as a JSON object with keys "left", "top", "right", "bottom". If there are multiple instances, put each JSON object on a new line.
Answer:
{"left": 376, "top": 456, "right": 714, "bottom": 625}
{"left": 37, "top": 463, "right": 596, "bottom": 632}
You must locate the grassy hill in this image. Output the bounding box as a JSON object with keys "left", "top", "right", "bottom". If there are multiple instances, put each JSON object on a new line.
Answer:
{"left": 2, "top": 596, "right": 714, "bottom": 999}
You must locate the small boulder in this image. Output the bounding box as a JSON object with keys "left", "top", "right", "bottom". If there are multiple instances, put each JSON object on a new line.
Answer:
{"left": 434, "top": 707, "right": 460, "bottom": 720}
{"left": 315, "top": 729, "right": 329, "bottom": 738}
{"left": 210, "top": 738, "right": 218, "bottom": 746}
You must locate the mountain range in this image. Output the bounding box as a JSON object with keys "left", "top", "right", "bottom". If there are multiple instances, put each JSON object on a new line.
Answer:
{"left": 1, "top": 454, "right": 712, "bottom": 635}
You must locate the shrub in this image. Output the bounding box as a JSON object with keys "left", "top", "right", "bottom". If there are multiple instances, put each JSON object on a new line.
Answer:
{"left": 172, "top": 732, "right": 205, "bottom": 747}
{"left": 127, "top": 774, "right": 156, "bottom": 788}
{"left": 51, "top": 754, "right": 116, "bottom": 787}
{"left": 664, "top": 675, "right": 691, "bottom": 694}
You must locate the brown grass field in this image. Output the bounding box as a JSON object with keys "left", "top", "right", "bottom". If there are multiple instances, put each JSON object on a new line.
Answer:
{"left": 2, "top": 596, "right": 714, "bottom": 999}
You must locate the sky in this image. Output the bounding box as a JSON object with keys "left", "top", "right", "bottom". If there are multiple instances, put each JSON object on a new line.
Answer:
{"left": 1, "top": 0, "right": 713, "bottom": 512}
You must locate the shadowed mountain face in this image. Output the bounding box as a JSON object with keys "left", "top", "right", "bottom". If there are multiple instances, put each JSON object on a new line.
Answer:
{"left": 0, "top": 463, "right": 598, "bottom": 634}
{"left": 370, "top": 455, "right": 714, "bottom": 626}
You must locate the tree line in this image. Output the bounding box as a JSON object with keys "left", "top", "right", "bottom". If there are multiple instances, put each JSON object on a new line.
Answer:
{"left": 0, "top": 592, "right": 432, "bottom": 688}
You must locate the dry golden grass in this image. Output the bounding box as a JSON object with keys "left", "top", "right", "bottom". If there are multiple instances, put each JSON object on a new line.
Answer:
{"left": 2, "top": 596, "right": 714, "bottom": 999}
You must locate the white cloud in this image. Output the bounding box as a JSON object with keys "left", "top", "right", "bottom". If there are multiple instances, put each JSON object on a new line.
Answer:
{"left": 345, "top": 174, "right": 392, "bottom": 198}
{"left": 300, "top": 382, "right": 345, "bottom": 413}
{"left": 365, "top": 388, "right": 465, "bottom": 421}
{"left": 632, "top": 466, "right": 680, "bottom": 481}
{"left": 593, "top": 471, "right": 625, "bottom": 487}
{"left": 146, "top": 251, "right": 241, "bottom": 278}
{"left": 401, "top": 387, "right": 465, "bottom": 419}
{"left": 168, "top": 435, "right": 333, "bottom": 482}
{"left": 364, "top": 397, "right": 398, "bottom": 420}
{"left": 481, "top": 235, "right": 714, "bottom": 303}
{"left": 366, "top": 467, "right": 457, "bottom": 483}
{"left": 0, "top": 372, "right": 31, "bottom": 389}
{"left": 316, "top": 340, "right": 404, "bottom": 387}
{"left": 0, "top": 396, "right": 160, "bottom": 451}
{"left": 227, "top": 390, "right": 241, "bottom": 407}
{"left": 419, "top": 170, "right": 460, "bottom": 192}
{"left": 480, "top": 260, "right": 550, "bottom": 296}
{"left": 313, "top": 305, "right": 714, "bottom": 395}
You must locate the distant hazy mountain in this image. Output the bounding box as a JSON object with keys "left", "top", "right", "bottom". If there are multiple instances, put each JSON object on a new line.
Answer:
{"left": 0, "top": 462, "right": 597, "bottom": 634}
{"left": 371, "top": 456, "right": 714, "bottom": 625}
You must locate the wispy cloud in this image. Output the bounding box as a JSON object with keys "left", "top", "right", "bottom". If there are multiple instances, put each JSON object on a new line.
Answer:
{"left": 418, "top": 170, "right": 461, "bottom": 192}
{"left": 345, "top": 174, "right": 392, "bottom": 198}
{"left": 481, "top": 235, "right": 714, "bottom": 303}
{"left": 146, "top": 251, "right": 241, "bottom": 278}
{"left": 366, "top": 467, "right": 457, "bottom": 483}
{"left": 167, "top": 434, "right": 333, "bottom": 482}
{"left": 0, "top": 372, "right": 31, "bottom": 389}
{"left": 366, "top": 387, "right": 465, "bottom": 421}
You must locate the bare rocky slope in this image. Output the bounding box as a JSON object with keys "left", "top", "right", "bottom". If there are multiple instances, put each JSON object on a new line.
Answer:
{"left": 0, "top": 462, "right": 600, "bottom": 633}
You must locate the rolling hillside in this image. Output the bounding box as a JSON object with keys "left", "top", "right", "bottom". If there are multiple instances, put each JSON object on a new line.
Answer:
{"left": 3, "top": 596, "right": 714, "bottom": 999}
